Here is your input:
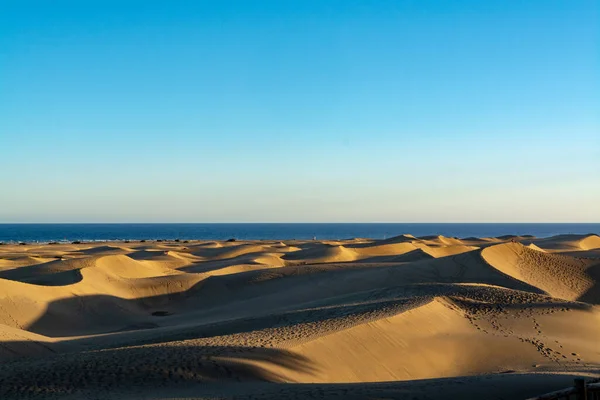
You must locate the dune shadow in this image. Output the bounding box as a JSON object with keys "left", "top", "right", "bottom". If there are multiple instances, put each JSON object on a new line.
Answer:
{"left": 198, "top": 371, "right": 600, "bottom": 400}
{"left": 126, "top": 250, "right": 171, "bottom": 260}
{"left": 0, "top": 344, "right": 315, "bottom": 398}
{"left": 0, "top": 259, "right": 84, "bottom": 286}
{"left": 24, "top": 287, "right": 206, "bottom": 337}
{"left": 179, "top": 255, "right": 276, "bottom": 274}
{"left": 578, "top": 261, "right": 600, "bottom": 304}
{"left": 81, "top": 297, "right": 423, "bottom": 352}
{"left": 21, "top": 269, "right": 83, "bottom": 286}
{"left": 23, "top": 270, "right": 421, "bottom": 340}
{"left": 351, "top": 249, "right": 435, "bottom": 263}
{"left": 77, "top": 245, "right": 130, "bottom": 256}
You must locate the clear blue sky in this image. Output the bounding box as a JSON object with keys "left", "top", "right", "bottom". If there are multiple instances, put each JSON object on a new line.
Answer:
{"left": 1, "top": 0, "right": 598, "bottom": 222}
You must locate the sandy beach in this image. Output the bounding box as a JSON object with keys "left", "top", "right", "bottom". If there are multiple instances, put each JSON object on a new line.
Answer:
{"left": 0, "top": 234, "right": 598, "bottom": 399}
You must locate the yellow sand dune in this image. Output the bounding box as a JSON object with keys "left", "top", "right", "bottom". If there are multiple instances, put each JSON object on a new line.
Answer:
{"left": 418, "top": 235, "right": 465, "bottom": 246}
{"left": 375, "top": 234, "right": 417, "bottom": 244}
{"left": 76, "top": 255, "right": 204, "bottom": 301}
{"left": 252, "top": 253, "right": 287, "bottom": 267}
{"left": 0, "top": 277, "right": 67, "bottom": 331}
{"left": 346, "top": 242, "right": 417, "bottom": 256}
{"left": 527, "top": 243, "right": 547, "bottom": 252}
{"left": 78, "top": 245, "right": 133, "bottom": 255}
{"left": 481, "top": 242, "right": 599, "bottom": 302}
{"left": 0, "top": 323, "right": 59, "bottom": 360}
{"left": 0, "top": 253, "right": 205, "bottom": 336}
{"left": 190, "top": 243, "right": 281, "bottom": 260}
{"left": 283, "top": 245, "right": 359, "bottom": 263}
{"left": 578, "top": 234, "right": 600, "bottom": 250}
{"left": 0, "top": 235, "right": 599, "bottom": 400}
{"left": 92, "top": 254, "right": 183, "bottom": 279}
{"left": 526, "top": 234, "right": 600, "bottom": 252}
{"left": 283, "top": 242, "right": 424, "bottom": 264}
{"left": 417, "top": 243, "right": 478, "bottom": 258}
{"left": 267, "top": 297, "right": 588, "bottom": 383}
{"left": 0, "top": 255, "right": 52, "bottom": 269}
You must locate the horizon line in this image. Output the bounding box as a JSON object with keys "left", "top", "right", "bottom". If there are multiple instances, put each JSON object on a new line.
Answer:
{"left": 1, "top": 222, "right": 599, "bottom": 225}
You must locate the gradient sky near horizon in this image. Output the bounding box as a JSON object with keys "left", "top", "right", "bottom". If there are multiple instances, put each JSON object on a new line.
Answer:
{"left": 1, "top": 0, "right": 599, "bottom": 223}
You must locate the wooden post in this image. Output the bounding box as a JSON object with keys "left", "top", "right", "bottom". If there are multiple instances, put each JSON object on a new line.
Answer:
{"left": 575, "top": 378, "right": 587, "bottom": 400}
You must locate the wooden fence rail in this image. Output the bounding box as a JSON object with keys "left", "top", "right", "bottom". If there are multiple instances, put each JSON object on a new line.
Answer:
{"left": 526, "top": 379, "right": 600, "bottom": 400}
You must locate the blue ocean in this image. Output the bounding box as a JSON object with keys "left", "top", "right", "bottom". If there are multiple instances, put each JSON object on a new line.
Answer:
{"left": 0, "top": 223, "right": 598, "bottom": 243}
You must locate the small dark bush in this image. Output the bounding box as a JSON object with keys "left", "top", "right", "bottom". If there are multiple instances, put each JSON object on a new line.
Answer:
{"left": 71, "top": 241, "right": 81, "bottom": 244}
{"left": 183, "top": 240, "right": 189, "bottom": 243}
{"left": 226, "top": 238, "right": 237, "bottom": 242}
{"left": 156, "top": 239, "right": 163, "bottom": 242}
{"left": 174, "top": 239, "right": 180, "bottom": 242}
{"left": 48, "top": 242, "right": 59, "bottom": 245}
{"left": 19, "top": 242, "right": 27, "bottom": 246}
{"left": 140, "top": 239, "right": 146, "bottom": 243}
{"left": 152, "top": 311, "right": 171, "bottom": 317}
{"left": 124, "top": 240, "right": 130, "bottom": 243}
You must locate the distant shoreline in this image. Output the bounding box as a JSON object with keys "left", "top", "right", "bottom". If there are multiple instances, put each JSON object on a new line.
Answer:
{"left": 1, "top": 231, "right": 599, "bottom": 245}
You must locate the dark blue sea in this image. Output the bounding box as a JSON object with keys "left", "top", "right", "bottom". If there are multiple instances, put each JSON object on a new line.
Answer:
{"left": 0, "top": 223, "right": 598, "bottom": 243}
